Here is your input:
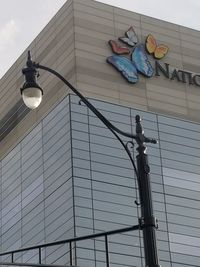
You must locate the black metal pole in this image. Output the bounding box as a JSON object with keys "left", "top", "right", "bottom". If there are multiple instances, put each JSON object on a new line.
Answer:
{"left": 135, "top": 115, "right": 161, "bottom": 267}
{"left": 21, "top": 52, "right": 161, "bottom": 267}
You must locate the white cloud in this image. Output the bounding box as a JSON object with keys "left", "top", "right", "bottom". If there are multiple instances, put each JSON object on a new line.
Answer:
{"left": 0, "top": 20, "right": 19, "bottom": 51}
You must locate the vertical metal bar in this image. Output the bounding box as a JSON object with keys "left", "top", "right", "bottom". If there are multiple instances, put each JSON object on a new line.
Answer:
{"left": 105, "top": 235, "right": 109, "bottom": 267}
{"left": 11, "top": 253, "right": 14, "bottom": 263}
{"left": 69, "top": 242, "right": 72, "bottom": 266}
{"left": 39, "top": 248, "right": 42, "bottom": 264}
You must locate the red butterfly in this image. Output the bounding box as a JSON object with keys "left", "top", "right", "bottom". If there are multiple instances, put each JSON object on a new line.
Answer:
{"left": 108, "top": 40, "right": 130, "bottom": 55}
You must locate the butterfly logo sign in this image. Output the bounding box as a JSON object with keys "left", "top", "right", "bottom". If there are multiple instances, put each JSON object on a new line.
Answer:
{"left": 107, "top": 27, "right": 154, "bottom": 84}
{"left": 146, "top": 34, "right": 169, "bottom": 59}
{"left": 119, "top": 27, "right": 138, "bottom": 47}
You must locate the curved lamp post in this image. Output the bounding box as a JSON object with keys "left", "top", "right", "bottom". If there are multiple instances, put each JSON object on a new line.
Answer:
{"left": 21, "top": 51, "right": 161, "bottom": 267}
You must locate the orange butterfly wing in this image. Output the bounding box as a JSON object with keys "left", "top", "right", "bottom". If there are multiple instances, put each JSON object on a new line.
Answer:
{"left": 154, "top": 45, "right": 169, "bottom": 59}
{"left": 146, "top": 34, "right": 157, "bottom": 54}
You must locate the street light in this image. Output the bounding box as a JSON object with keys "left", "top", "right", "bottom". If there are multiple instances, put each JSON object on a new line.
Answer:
{"left": 21, "top": 51, "right": 161, "bottom": 267}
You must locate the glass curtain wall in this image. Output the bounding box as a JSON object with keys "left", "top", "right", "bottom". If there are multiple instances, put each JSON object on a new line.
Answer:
{"left": 0, "top": 94, "right": 199, "bottom": 267}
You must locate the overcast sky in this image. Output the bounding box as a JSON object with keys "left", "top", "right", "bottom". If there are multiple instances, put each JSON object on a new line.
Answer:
{"left": 0, "top": 0, "right": 199, "bottom": 78}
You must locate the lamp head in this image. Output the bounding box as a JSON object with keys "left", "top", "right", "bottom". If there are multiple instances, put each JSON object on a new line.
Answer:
{"left": 21, "top": 51, "right": 43, "bottom": 109}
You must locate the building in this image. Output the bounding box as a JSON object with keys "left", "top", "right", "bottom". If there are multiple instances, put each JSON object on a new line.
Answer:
{"left": 0, "top": 0, "right": 200, "bottom": 266}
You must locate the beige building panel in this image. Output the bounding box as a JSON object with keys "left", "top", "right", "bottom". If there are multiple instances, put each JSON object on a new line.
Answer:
{"left": 56, "top": 26, "right": 75, "bottom": 46}
{"left": 148, "top": 99, "right": 188, "bottom": 116}
{"left": 113, "top": 14, "right": 140, "bottom": 28}
{"left": 118, "top": 84, "right": 147, "bottom": 98}
{"left": 75, "top": 33, "right": 109, "bottom": 51}
{"left": 77, "top": 82, "right": 120, "bottom": 101}
{"left": 35, "top": 28, "right": 56, "bottom": 54}
{"left": 114, "top": 6, "right": 140, "bottom": 20}
{"left": 36, "top": 16, "right": 73, "bottom": 55}
{"left": 141, "top": 15, "right": 180, "bottom": 31}
{"left": 181, "top": 41, "right": 200, "bottom": 52}
{"left": 147, "top": 83, "right": 186, "bottom": 99}
{"left": 163, "top": 57, "right": 183, "bottom": 69}
{"left": 76, "top": 57, "right": 119, "bottom": 79}
{"left": 182, "top": 55, "right": 200, "bottom": 67}
{"left": 121, "top": 100, "right": 148, "bottom": 111}
{"left": 80, "top": 90, "right": 120, "bottom": 105}
{"left": 55, "top": 38, "right": 75, "bottom": 65}
{"left": 166, "top": 51, "right": 182, "bottom": 62}
{"left": 148, "top": 76, "right": 186, "bottom": 92}
{"left": 55, "top": 7, "right": 74, "bottom": 31}
{"left": 34, "top": 22, "right": 57, "bottom": 51}
{"left": 74, "top": 10, "right": 113, "bottom": 27}
{"left": 41, "top": 56, "right": 75, "bottom": 89}
{"left": 55, "top": 0, "right": 72, "bottom": 17}
{"left": 188, "top": 101, "right": 200, "bottom": 110}
{"left": 181, "top": 47, "right": 200, "bottom": 59}
{"left": 180, "top": 25, "right": 200, "bottom": 37}
{"left": 37, "top": 34, "right": 74, "bottom": 68}
{"left": 77, "top": 83, "right": 119, "bottom": 104}
{"left": 75, "top": 49, "right": 111, "bottom": 65}
{"left": 74, "top": 17, "right": 114, "bottom": 35}
{"left": 77, "top": 73, "right": 121, "bottom": 93}
{"left": 35, "top": 21, "right": 74, "bottom": 62}
{"left": 119, "top": 92, "right": 147, "bottom": 106}
{"left": 35, "top": 40, "right": 57, "bottom": 65}
{"left": 188, "top": 108, "right": 200, "bottom": 123}
{"left": 75, "top": 42, "right": 110, "bottom": 57}
{"left": 76, "top": 64, "right": 128, "bottom": 86}
{"left": 55, "top": 0, "right": 73, "bottom": 24}
{"left": 147, "top": 90, "right": 187, "bottom": 107}
{"left": 141, "top": 22, "right": 180, "bottom": 39}
{"left": 186, "top": 88, "right": 200, "bottom": 98}
{"left": 37, "top": 49, "right": 58, "bottom": 70}
{"left": 183, "top": 63, "right": 200, "bottom": 74}
{"left": 74, "top": 0, "right": 113, "bottom": 13}
{"left": 55, "top": 18, "right": 74, "bottom": 44}
{"left": 73, "top": 2, "right": 113, "bottom": 19}
{"left": 180, "top": 31, "right": 200, "bottom": 45}
{"left": 56, "top": 47, "right": 75, "bottom": 72}
{"left": 74, "top": 26, "right": 114, "bottom": 41}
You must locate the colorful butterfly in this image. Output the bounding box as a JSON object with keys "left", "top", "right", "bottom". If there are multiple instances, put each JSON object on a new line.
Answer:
{"left": 119, "top": 27, "right": 138, "bottom": 47}
{"left": 108, "top": 40, "right": 130, "bottom": 55}
{"left": 107, "top": 56, "right": 138, "bottom": 83}
{"left": 107, "top": 44, "right": 154, "bottom": 83}
{"left": 146, "top": 34, "right": 169, "bottom": 59}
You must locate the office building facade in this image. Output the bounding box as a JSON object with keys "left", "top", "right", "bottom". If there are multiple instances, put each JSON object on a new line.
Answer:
{"left": 0, "top": 0, "right": 200, "bottom": 266}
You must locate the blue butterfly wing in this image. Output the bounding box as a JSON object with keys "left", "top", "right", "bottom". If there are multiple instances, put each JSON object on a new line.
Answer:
{"left": 132, "top": 44, "right": 154, "bottom": 77}
{"left": 107, "top": 56, "right": 138, "bottom": 83}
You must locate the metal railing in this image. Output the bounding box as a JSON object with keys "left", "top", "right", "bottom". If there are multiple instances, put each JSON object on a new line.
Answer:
{"left": 0, "top": 224, "right": 139, "bottom": 267}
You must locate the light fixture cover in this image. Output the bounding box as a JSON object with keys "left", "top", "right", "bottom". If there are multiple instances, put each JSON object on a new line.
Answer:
{"left": 22, "top": 87, "right": 43, "bottom": 109}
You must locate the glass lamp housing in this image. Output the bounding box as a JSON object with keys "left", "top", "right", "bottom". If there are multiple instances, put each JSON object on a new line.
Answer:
{"left": 22, "top": 87, "right": 43, "bottom": 109}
